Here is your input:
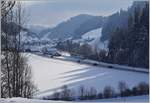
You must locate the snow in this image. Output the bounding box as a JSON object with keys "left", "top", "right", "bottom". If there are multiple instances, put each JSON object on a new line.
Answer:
{"left": 50, "top": 52, "right": 149, "bottom": 73}
{"left": 25, "top": 53, "right": 149, "bottom": 98}
{"left": 41, "top": 31, "right": 51, "bottom": 41}
{"left": 73, "top": 28, "right": 108, "bottom": 50}
{"left": 85, "top": 28, "right": 108, "bottom": 50}
{"left": 82, "top": 28, "right": 102, "bottom": 40}
{"left": 20, "top": 31, "right": 39, "bottom": 43}
{"left": 0, "top": 97, "right": 63, "bottom": 103}
{"left": 0, "top": 95, "right": 149, "bottom": 103}
{"left": 60, "top": 51, "right": 71, "bottom": 57}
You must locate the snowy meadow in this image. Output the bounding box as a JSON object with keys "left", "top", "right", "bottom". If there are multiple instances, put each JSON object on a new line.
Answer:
{"left": 26, "top": 53, "right": 149, "bottom": 98}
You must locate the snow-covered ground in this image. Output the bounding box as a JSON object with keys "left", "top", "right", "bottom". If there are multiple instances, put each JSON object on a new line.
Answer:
{"left": 25, "top": 53, "right": 149, "bottom": 98}
{"left": 20, "top": 31, "right": 40, "bottom": 43}
{"left": 0, "top": 95, "right": 149, "bottom": 103}
{"left": 82, "top": 28, "right": 108, "bottom": 50}
{"left": 82, "top": 28, "right": 102, "bottom": 40}
{"left": 73, "top": 28, "right": 108, "bottom": 50}
{"left": 55, "top": 54, "right": 149, "bottom": 73}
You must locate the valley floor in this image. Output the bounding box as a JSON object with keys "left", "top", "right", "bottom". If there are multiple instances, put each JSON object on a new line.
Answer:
{"left": 25, "top": 53, "right": 149, "bottom": 98}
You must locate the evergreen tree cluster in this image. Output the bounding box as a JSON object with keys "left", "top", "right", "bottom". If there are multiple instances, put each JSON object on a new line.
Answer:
{"left": 108, "top": 2, "right": 149, "bottom": 68}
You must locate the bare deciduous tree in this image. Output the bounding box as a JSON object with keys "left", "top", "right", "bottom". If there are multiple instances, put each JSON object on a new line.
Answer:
{"left": 103, "top": 86, "right": 115, "bottom": 98}
{"left": 78, "top": 85, "right": 86, "bottom": 100}
{"left": 118, "top": 81, "right": 128, "bottom": 96}
{"left": 1, "top": 1, "right": 37, "bottom": 98}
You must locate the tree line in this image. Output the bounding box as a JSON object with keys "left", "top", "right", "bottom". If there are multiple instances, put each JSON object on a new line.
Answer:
{"left": 43, "top": 81, "right": 149, "bottom": 101}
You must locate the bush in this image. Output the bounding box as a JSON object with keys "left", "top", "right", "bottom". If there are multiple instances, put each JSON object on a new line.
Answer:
{"left": 78, "top": 85, "right": 86, "bottom": 100}
{"left": 132, "top": 86, "right": 139, "bottom": 96}
{"left": 103, "top": 86, "right": 115, "bottom": 98}
{"left": 60, "top": 85, "right": 73, "bottom": 101}
{"left": 137, "top": 82, "right": 149, "bottom": 95}
{"left": 122, "top": 89, "right": 132, "bottom": 97}
{"left": 88, "top": 87, "right": 97, "bottom": 99}
{"left": 97, "top": 93, "right": 103, "bottom": 99}
{"left": 52, "top": 91, "right": 60, "bottom": 100}
{"left": 118, "top": 81, "right": 130, "bottom": 97}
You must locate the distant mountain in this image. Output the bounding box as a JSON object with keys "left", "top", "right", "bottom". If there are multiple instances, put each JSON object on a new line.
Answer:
{"left": 18, "top": 14, "right": 105, "bottom": 44}
{"left": 18, "top": 1, "right": 148, "bottom": 50}
{"left": 40, "top": 14, "right": 105, "bottom": 40}
{"left": 26, "top": 25, "right": 48, "bottom": 35}
{"left": 74, "top": 16, "right": 106, "bottom": 39}
{"left": 39, "top": 28, "right": 52, "bottom": 39}
{"left": 20, "top": 25, "right": 50, "bottom": 43}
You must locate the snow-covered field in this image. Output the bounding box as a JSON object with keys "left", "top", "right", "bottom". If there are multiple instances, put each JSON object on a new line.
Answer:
{"left": 25, "top": 53, "right": 149, "bottom": 98}
{"left": 0, "top": 95, "right": 149, "bottom": 103}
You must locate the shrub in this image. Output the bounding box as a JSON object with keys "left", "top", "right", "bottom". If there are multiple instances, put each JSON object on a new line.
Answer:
{"left": 118, "top": 81, "right": 132, "bottom": 97}
{"left": 60, "top": 85, "right": 72, "bottom": 101}
{"left": 103, "top": 86, "right": 115, "bottom": 98}
{"left": 137, "top": 82, "right": 149, "bottom": 95}
{"left": 78, "top": 85, "right": 86, "bottom": 100}
{"left": 132, "top": 86, "right": 139, "bottom": 96}
{"left": 52, "top": 91, "right": 60, "bottom": 100}
{"left": 97, "top": 92, "right": 103, "bottom": 99}
{"left": 88, "top": 87, "right": 97, "bottom": 99}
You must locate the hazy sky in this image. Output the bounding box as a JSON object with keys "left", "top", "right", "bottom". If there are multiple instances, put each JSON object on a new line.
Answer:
{"left": 22, "top": 0, "right": 145, "bottom": 27}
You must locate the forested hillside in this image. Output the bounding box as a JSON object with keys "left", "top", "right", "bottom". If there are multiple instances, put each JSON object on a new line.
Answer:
{"left": 56, "top": 1, "right": 149, "bottom": 69}
{"left": 100, "top": 1, "right": 148, "bottom": 41}
{"left": 107, "top": 1, "right": 149, "bottom": 68}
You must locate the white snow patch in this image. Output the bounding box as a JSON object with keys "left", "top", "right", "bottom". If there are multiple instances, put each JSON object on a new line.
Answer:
{"left": 82, "top": 28, "right": 102, "bottom": 40}
{"left": 85, "top": 28, "right": 108, "bottom": 50}
{"left": 74, "top": 28, "right": 108, "bottom": 50}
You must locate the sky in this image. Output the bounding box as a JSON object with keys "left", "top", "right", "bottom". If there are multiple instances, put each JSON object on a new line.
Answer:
{"left": 21, "top": 0, "right": 146, "bottom": 27}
